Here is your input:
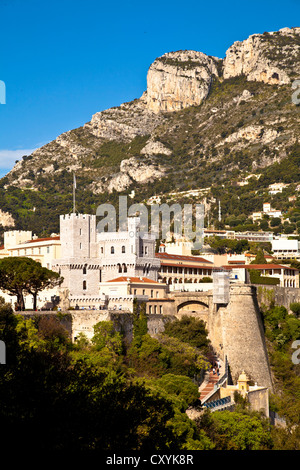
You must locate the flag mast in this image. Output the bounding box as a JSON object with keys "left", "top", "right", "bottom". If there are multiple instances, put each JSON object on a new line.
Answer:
{"left": 73, "top": 173, "right": 76, "bottom": 213}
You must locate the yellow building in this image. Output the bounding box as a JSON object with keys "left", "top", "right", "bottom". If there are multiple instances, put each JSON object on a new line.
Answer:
{"left": 204, "top": 370, "right": 269, "bottom": 416}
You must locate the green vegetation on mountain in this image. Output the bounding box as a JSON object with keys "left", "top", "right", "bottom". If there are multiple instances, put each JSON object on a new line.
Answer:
{"left": 1, "top": 58, "right": 299, "bottom": 237}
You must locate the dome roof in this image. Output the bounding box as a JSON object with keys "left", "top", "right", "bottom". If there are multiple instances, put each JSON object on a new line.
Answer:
{"left": 238, "top": 370, "right": 249, "bottom": 382}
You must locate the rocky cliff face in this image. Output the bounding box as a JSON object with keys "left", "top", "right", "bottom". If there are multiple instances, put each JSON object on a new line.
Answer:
{"left": 146, "top": 50, "right": 221, "bottom": 113}
{"left": 224, "top": 27, "right": 300, "bottom": 84}
{"left": 3, "top": 27, "right": 300, "bottom": 200}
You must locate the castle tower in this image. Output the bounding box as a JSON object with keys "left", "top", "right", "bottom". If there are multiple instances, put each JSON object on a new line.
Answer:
{"left": 209, "top": 284, "right": 273, "bottom": 391}
{"left": 60, "top": 213, "right": 97, "bottom": 259}
{"left": 53, "top": 213, "right": 100, "bottom": 297}
{"left": 127, "top": 216, "right": 141, "bottom": 257}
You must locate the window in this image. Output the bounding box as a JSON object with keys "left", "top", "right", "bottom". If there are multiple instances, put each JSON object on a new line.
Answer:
{"left": 151, "top": 290, "right": 154, "bottom": 298}
{"left": 83, "top": 280, "right": 87, "bottom": 290}
{"left": 111, "top": 246, "right": 114, "bottom": 254}
{"left": 122, "top": 246, "right": 125, "bottom": 253}
{"left": 80, "top": 228, "right": 82, "bottom": 236}
{"left": 83, "top": 266, "right": 87, "bottom": 275}
{"left": 134, "top": 289, "right": 137, "bottom": 295}
{"left": 144, "top": 246, "right": 148, "bottom": 255}
{"left": 142, "top": 289, "right": 145, "bottom": 296}
{"left": 47, "top": 246, "right": 50, "bottom": 254}
{"left": 80, "top": 243, "right": 82, "bottom": 250}
{"left": 100, "top": 247, "right": 104, "bottom": 254}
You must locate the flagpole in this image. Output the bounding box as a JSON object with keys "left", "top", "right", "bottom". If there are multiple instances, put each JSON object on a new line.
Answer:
{"left": 73, "top": 173, "right": 76, "bottom": 213}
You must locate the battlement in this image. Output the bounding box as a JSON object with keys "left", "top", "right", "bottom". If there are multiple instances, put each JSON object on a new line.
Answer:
{"left": 4, "top": 230, "right": 32, "bottom": 249}
{"left": 60, "top": 213, "right": 96, "bottom": 221}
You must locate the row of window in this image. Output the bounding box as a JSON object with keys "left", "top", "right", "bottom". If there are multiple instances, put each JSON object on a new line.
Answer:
{"left": 162, "top": 266, "right": 212, "bottom": 275}
{"left": 149, "top": 305, "right": 163, "bottom": 314}
{"left": 100, "top": 246, "right": 149, "bottom": 255}
{"left": 13, "top": 246, "right": 51, "bottom": 256}
{"left": 133, "top": 289, "right": 160, "bottom": 298}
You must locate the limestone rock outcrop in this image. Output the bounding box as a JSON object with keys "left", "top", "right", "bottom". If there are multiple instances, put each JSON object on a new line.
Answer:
{"left": 0, "top": 209, "right": 14, "bottom": 227}
{"left": 85, "top": 96, "right": 162, "bottom": 142}
{"left": 224, "top": 27, "right": 300, "bottom": 85}
{"left": 146, "top": 50, "right": 221, "bottom": 113}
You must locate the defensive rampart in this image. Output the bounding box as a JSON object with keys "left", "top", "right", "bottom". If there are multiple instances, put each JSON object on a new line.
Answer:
{"left": 18, "top": 284, "right": 273, "bottom": 390}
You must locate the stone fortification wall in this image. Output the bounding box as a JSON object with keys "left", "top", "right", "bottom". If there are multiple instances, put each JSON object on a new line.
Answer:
{"left": 256, "top": 285, "right": 300, "bottom": 311}
{"left": 211, "top": 285, "right": 273, "bottom": 390}
{"left": 18, "top": 285, "right": 273, "bottom": 391}
{"left": 19, "top": 310, "right": 174, "bottom": 344}
{"left": 17, "top": 312, "right": 73, "bottom": 339}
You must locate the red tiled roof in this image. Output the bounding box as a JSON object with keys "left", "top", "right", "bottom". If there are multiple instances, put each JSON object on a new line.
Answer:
{"left": 107, "top": 276, "right": 161, "bottom": 284}
{"left": 228, "top": 260, "right": 246, "bottom": 264}
{"left": 26, "top": 236, "right": 60, "bottom": 243}
{"left": 160, "top": 261, "right": 213, "bottom": 269}
{"left": 245, "top": 253, "right": 274, "bottom": 258}
{"left": 223, "top": 264, "right": 299, "bottom": 271}
{"left": 156, "top": 252, "right": 212, "bottom": 264}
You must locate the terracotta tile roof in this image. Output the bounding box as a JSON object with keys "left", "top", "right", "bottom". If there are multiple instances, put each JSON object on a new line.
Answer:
{"left": 245, "top": 253, "right": 274, "bottom": 258}
{"left": 223, "top": 264, "right": 299, "bottom": 271}
{"left": 26, "top": 236, "right": 60, "bottom": 243}
{"left": 156, "top": 252, "right": 212, "bottom": 264}
{"left": 107, "top": 276, "right": 161, "bottom": 284}
{"left": 160, "top": 261, "right": 213, "bottom": 269}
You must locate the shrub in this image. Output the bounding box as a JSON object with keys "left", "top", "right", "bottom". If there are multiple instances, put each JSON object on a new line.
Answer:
{"left": 290, "top": 302, "right": 300, "bottom": 317}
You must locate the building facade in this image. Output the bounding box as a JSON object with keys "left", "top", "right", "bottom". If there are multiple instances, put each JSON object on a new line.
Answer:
{"left": 271, "top": 238, "right": 300, "bottom": 261}
{"left": 53, "top": 213, "right": 161, "bottom": 307}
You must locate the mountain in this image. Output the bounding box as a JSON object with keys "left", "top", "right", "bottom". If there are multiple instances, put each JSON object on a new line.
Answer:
{"left": 1, "top": 27, "right": 300, "bottom": 236}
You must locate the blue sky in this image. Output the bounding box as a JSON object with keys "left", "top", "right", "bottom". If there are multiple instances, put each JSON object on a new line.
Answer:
{"left": 0, "top": 0, "right": 299, "bottom": 177}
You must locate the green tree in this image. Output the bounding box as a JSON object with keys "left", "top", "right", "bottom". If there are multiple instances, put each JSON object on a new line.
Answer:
{"left": 0, "top": 308, "right": 182, "bottom": 452}
{"left": 25, "top": 260, "right": 63, "bottom": 310}
{"left": 152, "top": 374, "right": 200, "bottom": 409}
{"left": 250, "top": 249, "right": 267, "bottom": 264}
{"left": 196, "top": 409, "right": 273, "bottom": 450}
{"left": 0, "top": 257, "right": 63, "bottom": 310}
{"left": 270, "top": 217, "right": 282, "bottom": 227}
{"left": 132, "top": 299, "right": 148, "bottom": 343}
{"left": 290, "top": 302, "right": 300, "bottom": 317}
{"left": 0, "top": 257, "right": 32, "bottom": 310}
{"left": 164, "top": 315, "right": 210, "bottom": 352}
{"left": 92, "top": 321, "right": 123, "bottom": 355}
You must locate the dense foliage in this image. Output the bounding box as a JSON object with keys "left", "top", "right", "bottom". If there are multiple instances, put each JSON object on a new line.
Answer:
{"left": 261, "top": 303, "right": 300, "bottom": 447}
{"left": 1, "top": 293, "right": 300, "bottom": 451}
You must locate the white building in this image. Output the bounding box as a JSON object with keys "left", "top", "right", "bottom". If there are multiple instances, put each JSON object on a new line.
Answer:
{"left": 53, "top": 213, "right": 161, "bottom": 308}
{"left": 252, "top": 203, "right": 282, "bottom": 222}
{"left": 271, "top": 238, "right": 300, "bottom": 261}
{"left": 223, "top": 263, "right": 299, "bottom": 288}
{"left": 268, "top": 183, "right": 288, "bottom": 195}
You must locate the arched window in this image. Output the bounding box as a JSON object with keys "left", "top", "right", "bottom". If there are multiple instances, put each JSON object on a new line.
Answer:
{"left": 111, "top": 246, "right": 114, "bottom": 254}
{"left": 122, "top": 263, "right": 127, "bottom": 273}
{"left": 83, "top": 265, "right": 87, "bottom": 275}
{"left": 122, "top": 246, "right": 125, "bottom": 253}
{"left": 118, "top": 263, "right": 122, "bottom": 273}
